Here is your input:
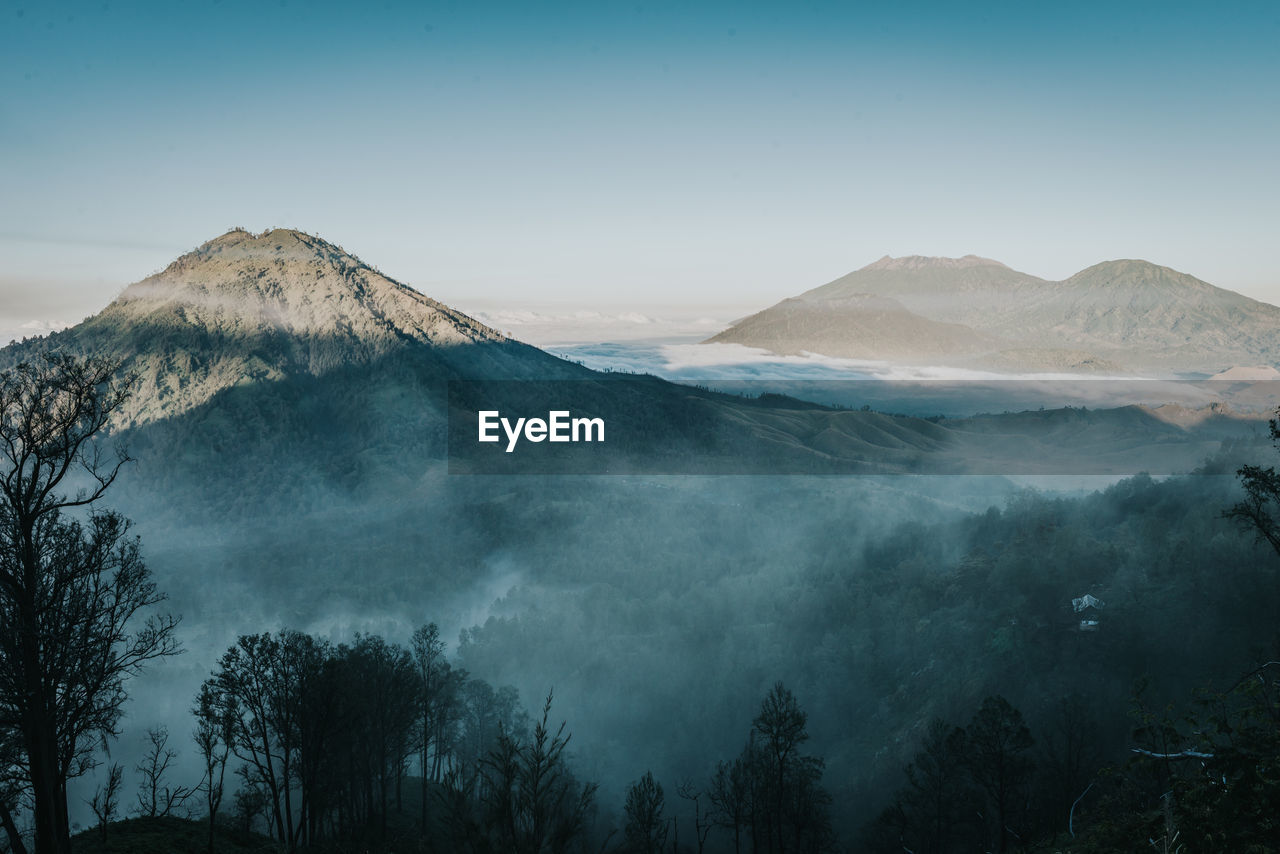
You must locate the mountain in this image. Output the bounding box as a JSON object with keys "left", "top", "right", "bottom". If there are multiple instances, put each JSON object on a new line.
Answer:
{"left": 704, "top": 293, "right": 996, "bottom": 361}
{"left": 1005, "top": 259, "right": 1280, "bottom": 369}
{"left": 1, "top": 232, "right": 1262, "bottom": 499}
{"left": 795, "top": 254, "right": 1049, "bottom": 330}
{"left": 709, "top": 255, "right": 1280, "bottom": 373}
{"left": 2, "top": 228, "right": 578, "bottom": 427}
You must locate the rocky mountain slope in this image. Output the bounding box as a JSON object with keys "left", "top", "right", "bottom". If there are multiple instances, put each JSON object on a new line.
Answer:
{"left": 2, "top": 228, "right": 579, "bottom": 427}
{"left": 709, "top": 254, "right": 1280, "bottom": 373}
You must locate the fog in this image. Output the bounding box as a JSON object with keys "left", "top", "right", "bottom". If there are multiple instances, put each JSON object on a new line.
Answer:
{"left": 65, "top": 438, "right": 1274, "bottom": 843}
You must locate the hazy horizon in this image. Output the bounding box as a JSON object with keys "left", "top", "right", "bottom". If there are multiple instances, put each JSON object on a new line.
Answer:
{"left": 4, "top": 239, "right": 1279, "bottom": 349}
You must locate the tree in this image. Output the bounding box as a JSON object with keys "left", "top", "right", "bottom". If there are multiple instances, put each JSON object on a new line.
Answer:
{"left": 87, "top": 762, "right": 123, "bottom": 843}
{"left": 754, "top": 681, "right": 807, "bottom": 852}
{"left": 1227, "top": 417, "right": 1280, "bottom": 560}
{"left": 0, "top": 729, "right": 27, "bottom": 854}
{"left": 344, "top": 633, "right": 419, "bottom": 841}
{"left": 231, "top": 778, "right": 268, "bottom": 835}
{"left": 899, "top": 718, "right": 973, "bottom": 854}
{"left": 709, "top": 749, "right": 755, "bottom": 854}
{"left": 206, "top": 630, "right": 326, "bottom": 851}
{"left": 446, "top": 688, "right": 597, "bottom": 853}
{"left": 961, "top": 696, "right": 1035, "bottom": 854}
{"left": 750, "top": 682, "right": 832, "bottom": 853}
{"left": 1040, "top": 694, "right": 1102, "bottom": 834}
{"left": 512, "top": 690, "right": 596, "bottom": 853}
{"left": 410, "top": 621, "right": 447, "bottom": 828}
{"left": 135, "top": 725, "right": 193, "bottom": 818}
{"left": 0, "top": 353, "right": 181, "bottom": 854}
{"left": 623, "top": 770, "right": 666, "bottom": 854}
{"left": 193, "top": 683, "right": 234, "bottom": 854}
{"left": 677, "top": 780, "right": 714, "bottom": 854}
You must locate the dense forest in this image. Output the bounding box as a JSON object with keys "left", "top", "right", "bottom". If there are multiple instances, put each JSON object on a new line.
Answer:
{"left": 33, "top": 475, "right": 1280, "bottom": 854}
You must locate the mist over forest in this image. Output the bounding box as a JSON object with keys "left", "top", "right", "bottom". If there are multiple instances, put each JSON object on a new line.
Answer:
{"left": 111, "top": 456, "right": 1280, "bottom": 848}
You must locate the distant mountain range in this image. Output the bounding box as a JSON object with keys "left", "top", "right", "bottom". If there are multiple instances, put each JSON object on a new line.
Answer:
{"left": 707, "top": 254, "right": 1280, "bottom": 374}
{"left": 0, "top": 230, "right": 1263, "bottom": 486}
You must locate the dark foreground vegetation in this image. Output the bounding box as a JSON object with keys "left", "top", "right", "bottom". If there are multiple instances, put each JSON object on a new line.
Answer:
{"left": 4, "top": 355, "right": 1280, "bottom": 852}
{"left": 70, "top": 816, "right": 274, "bottom": 853}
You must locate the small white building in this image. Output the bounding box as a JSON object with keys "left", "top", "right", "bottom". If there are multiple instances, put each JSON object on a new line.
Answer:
{"left": 1072, "top": 593, "right": 1104, "bottom": 631}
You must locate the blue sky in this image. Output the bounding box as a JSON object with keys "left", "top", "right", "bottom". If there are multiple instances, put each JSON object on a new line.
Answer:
{"left": 2, "top": 0, "right": 1278, "bottom": 330}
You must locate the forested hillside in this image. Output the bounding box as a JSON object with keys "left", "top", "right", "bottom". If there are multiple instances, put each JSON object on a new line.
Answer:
{"left": 67, "top": 464, "right": 1279, "bottom": 852}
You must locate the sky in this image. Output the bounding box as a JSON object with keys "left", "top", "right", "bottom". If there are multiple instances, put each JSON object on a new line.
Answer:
{"left": 2, "top": 0, "right": 1278, "bottom": 338}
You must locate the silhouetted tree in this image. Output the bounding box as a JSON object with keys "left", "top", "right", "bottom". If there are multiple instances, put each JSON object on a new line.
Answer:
{"left": 1226, "top": 416, "right": 1280, "bottom": 558}
{"left": 135, "top": 725, "right": 193, "bottom": 817}
{"left": 456, "top": 677, "right": 526, "bottom": 779}
{"left": 677, "top": 779, "right": 714, "bottom": 854}
{"left": 345, "top": 634, "right": 419, "bottom": 841}
{"left": 1039, "top": 694, "right": 1103, "bottom": 836}
{"left": 446, "top": 689, "right": 597, "bottom": 853}
{"left": 193, "top": 682, "right": 234, "bottom": 854}
{"left": 0, "top": 354, "right": 180, "bottom": 854}
{"left": 0, "top": 731, "right": 27, "bottom": 854}
{"left": 516, "top": 691, "right": 597, "bottom": 852}
{"left": 1106, "top": 658, "right": 1280, "bottom": 851}
{"left": 231, "top": 777, "right": 268, "bottom": 835}
{"left": 411, "top": 621, "right": 448, "bottom": 827}
{"left": 709, "top": 748, "right": 755, "bottom": 854}
{"left": 206, "top": 631, "right": 324, "bottom": 850}
{"left": 87, "top": 762, "right": 122, "bottom": 843}
{"left": 961, "top": 696, "right": 1035, "bottom": 854}
{"left": 623, "top": 770, "right": 666, "bottom": 854}
{"left": 899, "top": 718, "right": 973, "bottom": 854}
{"left": 750, "top": 682, "right": 833, "bottom": 853}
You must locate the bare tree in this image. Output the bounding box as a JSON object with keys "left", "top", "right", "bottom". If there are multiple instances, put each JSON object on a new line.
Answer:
{"left": 0, "top": 353, "right": 181, "bottom": 854}
{"left": 623, "top": 770, "right": 666, "bottom": 854}
{"left": 193, "top": 683, "right": 234, "bottom": 853}
{"left": 708, "top": 746, "right": 756, "bottom": 854}
{"left": 135, "top": 725, "right": 193, "bottom": 818}
{"left": 87, "top": 762, "right": 123, "bottom": 842}
{"left": 677, "top": 779, "right": 714, "bottom": 854}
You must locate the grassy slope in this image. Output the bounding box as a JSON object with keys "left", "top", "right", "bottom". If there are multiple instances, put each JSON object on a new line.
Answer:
{"left": 71, "top": 816, "right": 275, "bottom": 854}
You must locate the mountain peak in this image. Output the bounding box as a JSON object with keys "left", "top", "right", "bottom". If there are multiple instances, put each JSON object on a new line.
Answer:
{"left": 1062, "top": 259, "right": 1224, "bottom": 297}
{"left": 1067, "top": 258, "right": 1185, "bottom": 280}
{"left": 162, "top": 227, "right": 365, "bottom": 281}
{"left": 203, "top": 226, "right": 309, "bottom": 246}
{"left": 859, "top": 254, "right": 1009, "bottom": 272}
{"left": 7, "top": 229, "right": 560, "bottom": 426}
{"left": 109, "top": 227, "right": 491, "bottom": 344}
